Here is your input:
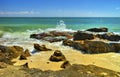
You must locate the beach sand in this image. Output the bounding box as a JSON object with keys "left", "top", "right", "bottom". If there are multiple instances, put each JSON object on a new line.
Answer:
{"left": 13, "top": 46, "right": 120, "bottom": 72}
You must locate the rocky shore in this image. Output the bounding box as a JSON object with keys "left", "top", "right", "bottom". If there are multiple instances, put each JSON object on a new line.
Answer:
{"left": 1, "top": 27, "right": 120, "bottom": 77}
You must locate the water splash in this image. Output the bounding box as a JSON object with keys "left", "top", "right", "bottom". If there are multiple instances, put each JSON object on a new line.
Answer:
{"left": 56, "top": 20, "right": 66, "bottom": 29}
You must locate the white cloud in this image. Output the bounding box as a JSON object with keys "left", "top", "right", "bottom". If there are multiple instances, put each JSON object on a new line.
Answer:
{"left": 115, "top": 7, "right": 120, "bottom": 10}
{"left": 0, "top": 11, "right": 40, "bottom": 15}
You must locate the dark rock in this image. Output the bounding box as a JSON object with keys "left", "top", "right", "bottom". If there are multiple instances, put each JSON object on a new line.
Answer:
{"left": 73, "top": 31, "right": 94, "bottom": 41}
{"left": 63, "top": 40, "right": 120, "bottom": 54}
{"left": 82, "top": 41, "right": 112, "bottom": 53}
{"left": 34, "top": 43, "right": 52, "bottom": 51}
{"left": 30, "top": 31, "right": 73, "bottom": 43}
{"left": 19, "top": 54, "right": 27, "bottom": 60}
{"left": 49, "top": 50, "right": 66, "bottom": 62}
{"left": 86, "top": 27, "right": 108, "bottom": 32}
{"left": 22, "top": 62, "right": 29, "bottom": 68}
{"left": 61, "top": 61, "right": 71, "bottom": 68}
{"left": 109, "top": 43, "right": 120, "bottom": 52}
{"left": 97, "top": 33, "right": 120, "bottom": 41}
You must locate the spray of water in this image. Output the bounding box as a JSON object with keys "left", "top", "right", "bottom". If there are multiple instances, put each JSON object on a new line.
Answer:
{"left": 56, "top": 20, "right": 66, "bottom": 29}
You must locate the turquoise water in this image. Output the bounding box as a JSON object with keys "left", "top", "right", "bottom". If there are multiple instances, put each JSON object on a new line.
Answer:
{"left": 0, "top": 17, "right": 120, "bottom": 32}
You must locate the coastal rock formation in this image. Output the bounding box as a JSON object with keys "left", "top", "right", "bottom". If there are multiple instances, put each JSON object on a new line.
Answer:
{"left": 30, "top": 31, "right": 73, "bottom": 42}
{"left": 73, "top": 31, "right": 94, "bottom": 41}
{"left": 63, "top": 40, "right": 120, "bottom": 54}
{"left": 86, "top": 27, "right": 108, "bottom": 32}
{"left": 34, "top": 43, "right": 52, "bottom": 51}
{"left": 49, "top": 50, "right": 66, "bottom": 62}
{"left": 0, "top": 45, "right": 24, "bottom": 64}
{"left": 97, "top": 33, "right": 120, "bottom": 41}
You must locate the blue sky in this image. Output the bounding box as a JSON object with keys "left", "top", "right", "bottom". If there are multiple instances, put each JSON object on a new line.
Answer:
{"left": 0, "top": 0, "right": 120, "bottom": 17}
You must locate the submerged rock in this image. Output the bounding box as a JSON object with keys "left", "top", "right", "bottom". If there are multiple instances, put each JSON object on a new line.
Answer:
{"left": 34, "top": 43, "right": 52, "bottom": 51}
{"left": 86, "top": 27, "right": 108, "bottom": 32}
{"left": 49, "top": 50, "right": 66, "bottom": 62}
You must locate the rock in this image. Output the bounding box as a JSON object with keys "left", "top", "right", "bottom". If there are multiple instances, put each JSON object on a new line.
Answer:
{"left": 30, "top": 31, "right": 74, "bottom": 42}
{"left": 49, "top": 50, "right": 66, "bottom": 62}
{"left": 61, "top": 61, "right": 71, "bottom": 68}
{"left": 19, "top": 54, "right": 27, "bottom": 60}
{"left": 86, "top": 27, "right": 108, "bottom": 32}
{"left": 0, "top": 45, "right": 24, "bottom": 64}
{"left": 109, "top": 43, "right": 120, "bottom": 52}
{"left": 97, "top": 33, "right": 120, "bottom": 41}
{"left": 23, "top": 49, "right": 31, "bottom": 57}
{"left": 82, "top": 41, "right": 112, "bottom": 53}
{"left": 34, "top": 43, "right": 52, "bottom": 51}
{"left": 63, "top": 40, "right": 120, "bottom": 54}
{"left": 73, "top": 31, "right": 94, "bottom": 41}
{"left": 22, "top": 63, "right": 29, "bottom": 68}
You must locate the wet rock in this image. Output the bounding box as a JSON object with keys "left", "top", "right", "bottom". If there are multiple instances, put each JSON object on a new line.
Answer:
{"left": 49, "top": 50, "right": 66, "bottom": 62}
{"left": 61, "top": 61, "right": 71, "bottom": 68}
{"left": 73, "top": 31, "right": 94, "bottom": 41}
{"left": 30, "top": 31, "right": 73, "bottom": 42}
{"left": 97, "top": 33, "right": 120, "bottom": 41}
{"left": 86, "top": 27, "right": 108, "bottom": 32}
{"left": 34, "top": 43, "right": 52, "bottom": 51}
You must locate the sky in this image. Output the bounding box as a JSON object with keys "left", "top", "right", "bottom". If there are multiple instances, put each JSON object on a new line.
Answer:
{"left": 0, "top": 0, "right": 120, "bottom": 17}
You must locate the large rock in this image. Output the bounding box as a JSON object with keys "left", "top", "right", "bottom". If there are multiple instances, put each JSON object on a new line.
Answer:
{"left": 86, "top": 27, "right": 108, "bottom": 32}
{"left": 97, "top": 33, "right": 120, "bottom": 41}
{"left": 30, "top": 31, "right": 73, "bottom": 43}
{"left": 49, "top": 50, "right": 66, "bottom": 62}
{"left": 63, "top": 40, "right": 120, "bottom": 54}
{"left": 73, "top": 31, "right": 94, "bottom": 41}
{"left": 109, "top": 43, "right": 120, "bottom": 52}
{"left": 0, "top": 45, "right": 24, "bottom": 64}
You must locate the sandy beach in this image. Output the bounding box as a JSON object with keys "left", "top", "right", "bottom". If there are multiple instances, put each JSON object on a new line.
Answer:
{"left": 13, "top": 44, "right": 120, "bottom": 72}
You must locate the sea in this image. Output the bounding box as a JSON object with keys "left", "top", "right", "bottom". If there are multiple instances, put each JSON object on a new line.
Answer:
{"left": 0, "top": 17, "right": 120, "bottom": 51}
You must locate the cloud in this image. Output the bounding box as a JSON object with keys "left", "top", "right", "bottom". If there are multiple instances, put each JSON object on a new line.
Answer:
{"left": 0, "top": 11, "right": 40, "bottom": 15}
{"left": 115, "top": 7, "right": 120, "bottom": 10}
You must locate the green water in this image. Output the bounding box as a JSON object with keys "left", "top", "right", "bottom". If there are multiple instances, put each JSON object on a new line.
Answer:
{"left": 0, "top": 17, "right": 120, "bottom": 32}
